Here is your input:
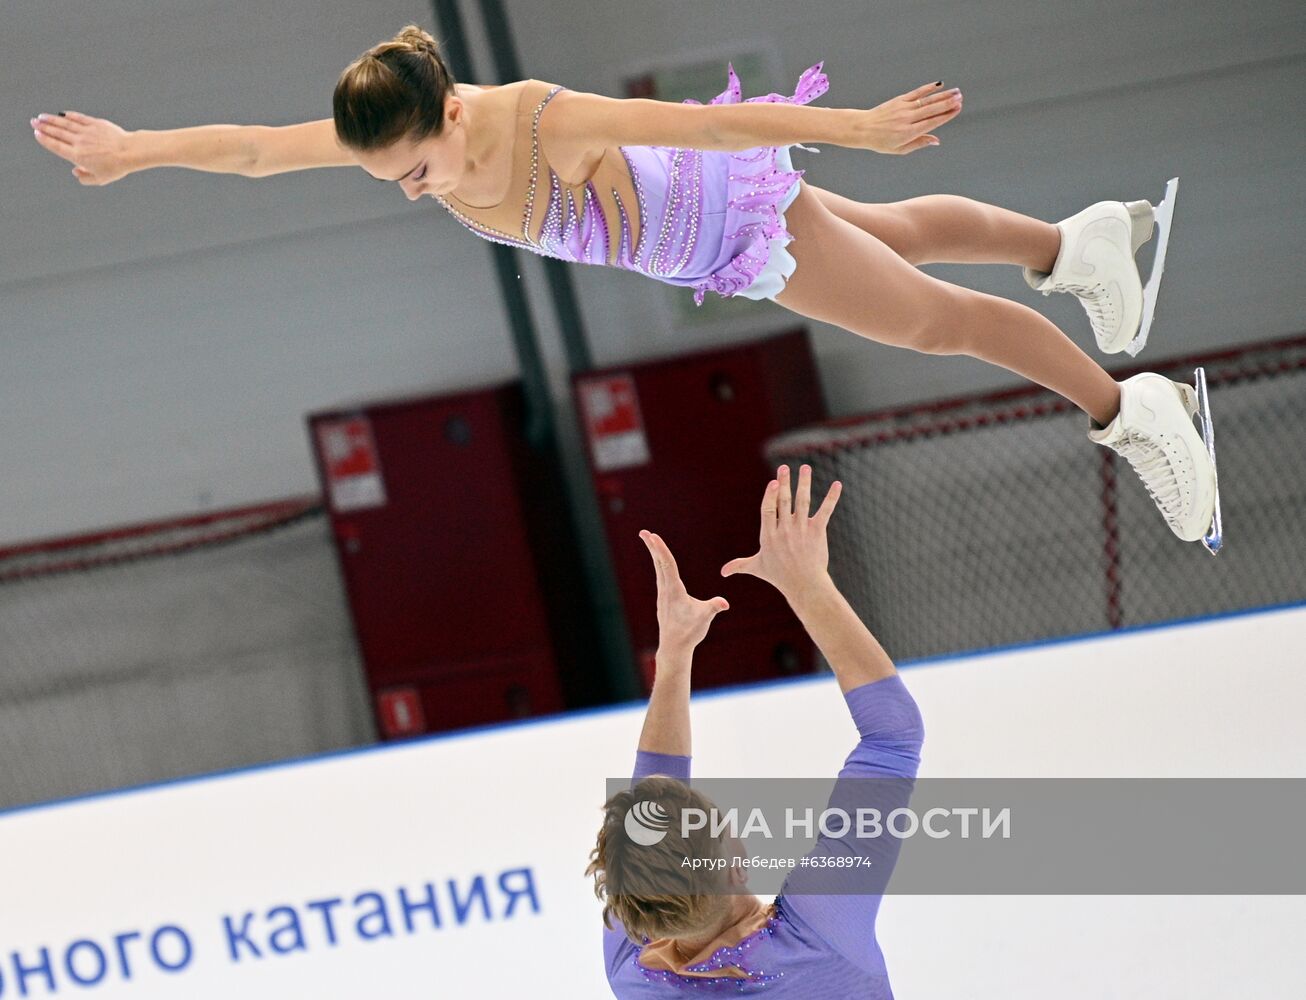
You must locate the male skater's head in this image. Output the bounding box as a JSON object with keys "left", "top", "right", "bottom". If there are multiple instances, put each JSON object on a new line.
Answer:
{"left": 587, "top": 774, "right": 749, "bottom": 943}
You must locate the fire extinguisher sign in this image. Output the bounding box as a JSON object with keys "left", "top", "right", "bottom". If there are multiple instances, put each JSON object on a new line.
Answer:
{"left": 578, "top": 374, "right": 651, "bottom": 472}
{"left": 316, "top": 416, "right": 388, "bottom": 513}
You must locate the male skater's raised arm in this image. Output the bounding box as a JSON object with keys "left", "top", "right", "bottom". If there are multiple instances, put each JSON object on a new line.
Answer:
{"left": 630, "top": 528, "right": 729, "bottom": 784}
{"left": 724, "top": 464, "right": 924, "bottom": 982}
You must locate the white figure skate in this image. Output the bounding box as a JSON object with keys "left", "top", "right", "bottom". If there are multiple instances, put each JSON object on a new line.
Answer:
{"left": 1091, "top": 368, "right": 1222, "bottom": 554}
{"left": 1025, "top": 178, "right": 1180, "bottom": 357}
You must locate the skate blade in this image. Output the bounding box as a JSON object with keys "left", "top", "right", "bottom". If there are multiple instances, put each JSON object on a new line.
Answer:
{"left": 1124, "top": 177, "right": 1180, "bottom": 358}
{"left": 1194, "top": 366, "right": 1223, "bottom": 555}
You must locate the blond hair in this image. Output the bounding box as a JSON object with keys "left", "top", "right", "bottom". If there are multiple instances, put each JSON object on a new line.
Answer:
{"left": 333, "top": 25, "right": 456, "bottom": 150}
{"left": 585, "top": 775, "right": 733, "bottom": 943}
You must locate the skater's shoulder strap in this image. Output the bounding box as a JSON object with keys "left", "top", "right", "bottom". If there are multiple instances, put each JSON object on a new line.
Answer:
{"left": 435, "top": 78, "right": 641, "bottom": 267}
{"left": 434, "top": 80, "right": 564, "bottom": 245}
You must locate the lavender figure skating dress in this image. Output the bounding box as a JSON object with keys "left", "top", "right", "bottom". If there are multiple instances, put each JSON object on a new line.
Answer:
{"left": 434, "top": 64, "right": 829, "bottom": 304}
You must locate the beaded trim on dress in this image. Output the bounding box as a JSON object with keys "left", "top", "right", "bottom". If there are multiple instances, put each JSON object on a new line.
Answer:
{"left": 687, "top": 62, "right": 829, "bottom": 305}
{"left": 433, "top": 85, "right": 565, "bottom": 255}
{"left": 632, "top": 901, "right": 786, "bottom": 990}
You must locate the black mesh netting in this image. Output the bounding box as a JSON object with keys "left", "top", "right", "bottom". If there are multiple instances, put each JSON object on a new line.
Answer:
{"left": 0, "top": 508, "right": 375, "bottom": 811}
{"left": 766, "top": 337, "right": 1306, "bottom": 663}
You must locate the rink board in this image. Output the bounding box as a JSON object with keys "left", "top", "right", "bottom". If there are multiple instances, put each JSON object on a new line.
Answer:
{"left": 1, "top": 603, "right": 1304, "bottom": 999}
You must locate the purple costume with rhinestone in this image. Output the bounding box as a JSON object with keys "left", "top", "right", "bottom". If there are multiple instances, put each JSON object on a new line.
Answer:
{"left": 603, "top": 674, "right": 925, "bottom": 996}
{"left": 435, "top": 64, "right": 829, "bottom": 304}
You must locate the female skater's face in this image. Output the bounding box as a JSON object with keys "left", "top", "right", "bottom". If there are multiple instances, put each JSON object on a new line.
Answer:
{"left": 356, "top": 99, "right": 468, "bottom": 202}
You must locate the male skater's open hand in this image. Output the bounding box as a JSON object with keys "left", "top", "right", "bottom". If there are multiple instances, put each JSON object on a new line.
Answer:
{"left": 723, "top": 465, "right": 893, "bottom": 692}
{"left": 720, "top": 464, "right": 842, "bottom": 605}
{"left": 639, "top": 530, "right": 729, "bottom": 657}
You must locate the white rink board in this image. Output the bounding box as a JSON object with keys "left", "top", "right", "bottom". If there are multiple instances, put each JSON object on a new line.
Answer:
{"left": 1, "top": 604, "right": 1304, "bottom": 999}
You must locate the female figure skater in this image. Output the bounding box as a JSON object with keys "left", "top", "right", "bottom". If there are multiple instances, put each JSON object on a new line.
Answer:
{"left": 31, "top": 25, "right": 1216, "bottom": 544}
{"left": 589, "top": 463, "right": 921, "bottom": 995}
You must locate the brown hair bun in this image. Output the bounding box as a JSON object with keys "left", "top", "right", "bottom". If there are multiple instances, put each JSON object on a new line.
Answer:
{"left": 333, "top": 25, "right": 457, "bottom": 151}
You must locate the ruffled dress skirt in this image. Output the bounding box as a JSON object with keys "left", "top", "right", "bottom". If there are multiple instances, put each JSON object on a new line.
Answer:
{"left": 618, "top": 63, "right": 829, "bottom": 304}
{"left": 729, "top": 142, "right": 805, "bottom": 301}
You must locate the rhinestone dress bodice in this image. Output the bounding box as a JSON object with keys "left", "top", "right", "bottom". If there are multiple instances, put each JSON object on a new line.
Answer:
{"left": 435, "top": 81, "right": 646, "bottom": 270}
{"left": 433, "top": 64, "right": 830, "bottom": 305}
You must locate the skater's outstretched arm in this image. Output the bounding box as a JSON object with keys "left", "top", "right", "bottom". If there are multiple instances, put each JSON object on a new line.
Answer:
{"left": 722, "top": 465, "right": 922, "bottom": 973}
{"left": 551, "top": 80, "right": 962, "bottom": 157}
{"left": 31, "top": 112, "right": 356, "bottom": 186}
{"left": 632, "top": 530, "right": 729, "bottom": 776}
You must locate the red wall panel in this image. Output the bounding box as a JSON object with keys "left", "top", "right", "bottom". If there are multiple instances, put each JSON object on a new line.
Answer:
{"left": 309, "top": 384, "right": 575, "bottom": 735}
{"left": 575, "top": 330, "right": 827, "bottom": 692}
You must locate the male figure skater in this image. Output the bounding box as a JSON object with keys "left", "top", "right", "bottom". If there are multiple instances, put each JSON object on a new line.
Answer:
{"left": 588, "top": 464, "right": 923, "bottom": 996}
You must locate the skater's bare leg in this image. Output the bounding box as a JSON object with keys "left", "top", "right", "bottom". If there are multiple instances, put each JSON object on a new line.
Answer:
{"left": 777, "top": 184, "right": 1120, "bottom": 426}
{"left": 807, "top": 186, "right": 1061, "bottom": 270}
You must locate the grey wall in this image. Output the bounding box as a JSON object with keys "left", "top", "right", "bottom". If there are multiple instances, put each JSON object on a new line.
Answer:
{"left": 3, "top": 0, "right": 1303, "bottom": 548}
{"left": 508, "top": 0, "right": 1306, "bottom": 401}
{"left": 2, "top": 1, "right": 510, "bottom": 545}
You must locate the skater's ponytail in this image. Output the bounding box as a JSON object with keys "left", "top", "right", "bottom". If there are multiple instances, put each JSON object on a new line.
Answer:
{"left": 586, "top": 776, "right": 735, "bottom": 944}
{"left": 334, "top": 25, "right": 457, "bottom": 151}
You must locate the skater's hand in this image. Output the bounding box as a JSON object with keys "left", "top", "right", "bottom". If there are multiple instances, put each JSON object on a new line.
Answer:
{"left": 641, "top": 530, "right": 729, "bottom": 655}
{"left": 850, "top": 82, "right": 962, "bottom": 155}
{"left": 721, "top": 465, "right": 842, "bottom": 602}
{"left": 31, "top": 112, "right": 135, "bottom": 185}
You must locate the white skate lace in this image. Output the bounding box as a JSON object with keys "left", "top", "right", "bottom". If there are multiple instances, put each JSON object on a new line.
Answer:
{"left": 1113, "top": 431, "right": 1185, "bottom": 523}
{"left": 1060, "top": 282, "right": 1115, "bottom": 334}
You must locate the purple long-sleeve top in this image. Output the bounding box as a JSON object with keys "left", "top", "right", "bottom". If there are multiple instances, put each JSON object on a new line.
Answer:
{"left": 602, "top": 673, "right": 925, "bottom": 997}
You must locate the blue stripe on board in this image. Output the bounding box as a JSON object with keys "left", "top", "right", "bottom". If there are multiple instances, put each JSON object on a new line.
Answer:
{"left": 2, "top": 596, "right": 1304, "bottom": 822}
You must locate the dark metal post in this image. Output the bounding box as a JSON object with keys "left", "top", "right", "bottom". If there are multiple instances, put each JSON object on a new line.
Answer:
{"left": 431, "top": 0, "right": 638, "bottom": 700}
{"left": 430, "top": 0, "right": 550, "bottom": 450}
{"left": 476, "top": 0, "right": 596, "bottom": 375}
